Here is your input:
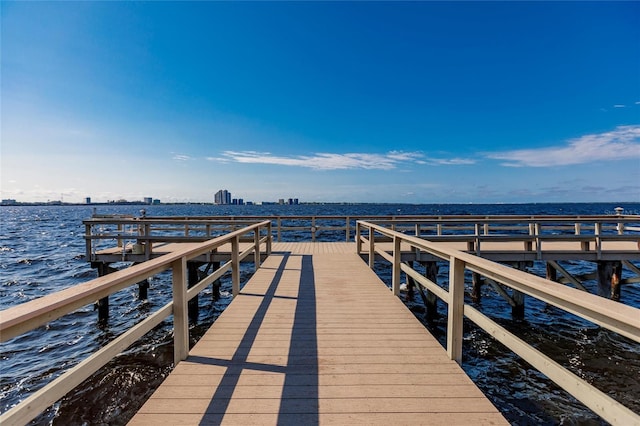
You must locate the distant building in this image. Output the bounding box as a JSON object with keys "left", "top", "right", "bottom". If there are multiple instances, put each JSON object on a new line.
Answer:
{"left": 85, "top": 197, "right": 92, "bottom": 204}
{"left": 152, "top": 199, "right": 161, "bottom": 205}
{"left": 1, "top": 199, "right": 17, "bottom": 205}
{"left": 293, "top": 198, "right": 299, "bottom": 205}
{"left": 238, "top": 198, "right": 244, "bottom": 205}
{"left": 144, "top": 197, "right": 153, "bottom": 205}
{"left": 278, "top": 199, "right": 285, "bottom": 205}
{"left": 214, "top": 189, "right": 232, "bottom": 205}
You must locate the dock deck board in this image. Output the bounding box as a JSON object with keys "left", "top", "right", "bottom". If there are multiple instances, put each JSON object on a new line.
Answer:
{"left": 129, "top": 242, "right": 506, "bottom": 425}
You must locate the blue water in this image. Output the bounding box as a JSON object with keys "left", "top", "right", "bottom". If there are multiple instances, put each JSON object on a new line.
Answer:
{"left": 1, "top": 203, "right": 639, "bottom": 425}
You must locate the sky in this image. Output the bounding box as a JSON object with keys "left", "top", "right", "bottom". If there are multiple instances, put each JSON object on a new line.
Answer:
{"left": 1, "top": 1, "right": 639, "bottom": 204}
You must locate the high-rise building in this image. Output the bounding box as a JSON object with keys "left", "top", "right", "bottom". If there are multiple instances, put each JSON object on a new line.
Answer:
{"left": 214, "top": 190, "right": 232, "bottom": 205}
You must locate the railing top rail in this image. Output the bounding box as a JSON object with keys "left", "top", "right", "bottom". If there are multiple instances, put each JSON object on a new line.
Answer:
{"left": 357, "top": 220, "right": 640, "bottom": 341}
{"left": 83, "top": 214, "right": 640, "bottom": 225}
{"left": 1, "top": 220, "right": 271, "bottom": 343}
{"left": 365, "top": 216, "right": 640, "bottom": 224}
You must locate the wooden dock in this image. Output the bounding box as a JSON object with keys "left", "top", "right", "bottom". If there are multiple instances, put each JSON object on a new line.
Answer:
{"left": 129, "top": 242, "right": 507, "bottom": 425}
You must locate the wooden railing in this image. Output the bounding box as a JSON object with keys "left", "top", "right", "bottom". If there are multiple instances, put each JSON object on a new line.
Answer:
{"left": 83, "top": 214, "right": 640, "bottom": 261}
{"left": 356, "top": 220, "right": 640, "bottom": 425}
{"left": 0, "top": 221, "right": 272, "bottom": 426}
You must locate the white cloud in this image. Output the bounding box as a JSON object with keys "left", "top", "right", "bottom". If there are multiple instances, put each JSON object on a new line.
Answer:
{"left": 172, "top": 154, "right": 192, "bottom": 161}
{"left": 613, "top": 104, "right": 626, "bottom": 108}
{"left": 216, "top": 151, "right": 422, "bottom": 170}
{"left": 212, "top": 150, "right": 475, "bottom": 170}
{"left": 427, "top": 157, "right": 476, "bottom": 166}
{"left": 487, "top": 125, "right": 640, "bottom": 167}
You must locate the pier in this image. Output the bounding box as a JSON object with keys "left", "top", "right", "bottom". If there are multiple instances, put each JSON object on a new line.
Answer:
{"left": 1, "top": 215, "right": 639, "bottom": 424}
{"left": 130, "top": 244, "right": 506, "bottom": 424}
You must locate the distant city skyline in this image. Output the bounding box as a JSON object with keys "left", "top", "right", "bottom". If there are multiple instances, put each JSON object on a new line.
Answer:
{"left": 2, "top": 2, "right": 639, "bottom": 204}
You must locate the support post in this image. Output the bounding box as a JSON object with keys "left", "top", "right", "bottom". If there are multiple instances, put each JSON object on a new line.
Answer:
{"left": 471, "top": 272, "right": 482, "bottom": 303}
{"left": 597, "top": 261, "right": 611, "bottom": 298}
{"left": 511, "top": 262, "right": 527, "bottom": 319}
{"left": 597, "top": 261, "right": 623, "bottom": 301}
{"left": 254, "top": 229, "right": 260, "bottom": 272}
{"left": 232, "top": 235, "right": 240, "bottom": 297}
{"left": 187, "top": 262, "right": 200, "bottom": 324}
{"left": 424, "top": 261, "right": 439, "bottom": 323}
{"left": 266, "top": 222, "right": 272, "bottom": 255}
{"left": 138, "top": 279, "right": 149, "bottom": 300}
{"left": 368, "top": 226, "right": 375, "bottom": 269}
{"left": 447, "top": 257, "right": 465, "bottom": 364}
{"left": 172, "top": 257, "right": 189, "bottom": 365}
{"left": 311, "top": 217, "right": 316, "bottom": 242}
{"left": 392, "top": 235, "right": 401, "bottom": 296}
{"left": 611, "top": 261, "right": 622, "bottom": 301}
{"left": 346, "top": 217, "right": 351, "bottom": 242}
{"left": 95, "top": 263, "right": 112, "bottom": 323}
{"left": 277, "top": 217, "right": 282, "bottom": 242}
{"left": 211, "top": 261, "right": 221, "bottom": 301}
{"left": 405, "top": 262, "right": 415, "bottom": 302}
{"left": 546, "top": 262, "right": 557, "bottom": 282}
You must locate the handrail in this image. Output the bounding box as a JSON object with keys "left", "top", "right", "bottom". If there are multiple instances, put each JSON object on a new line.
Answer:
{"left": 356, "top": 220, "right": 640, "bottom": 425}
{"left": 84, "top": 214, "right": 640, "bottom": 255}
{"left": 0, "top": 220, "right": 272, "bottom": 425}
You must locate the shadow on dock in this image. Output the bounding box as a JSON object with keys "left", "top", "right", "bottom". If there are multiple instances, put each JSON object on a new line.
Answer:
{"left": 188, "top": 253, "right": 320, "bottom": 425}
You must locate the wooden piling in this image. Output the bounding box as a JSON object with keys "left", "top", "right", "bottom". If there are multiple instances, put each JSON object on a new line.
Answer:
{"left": 138, "top": 279, "right": 149, "bottom": 300}
{"left": 611, "top": 261, "right": 622, "bottom": 301}
{"left": 210, "top": 261, "right": 221, "bottom": 301}
{"left": 597, "top": 261, "right": 623, "bottom": 301}
{"left": 424, "top": 261, "right": 439, "bottom": 322}
{"left": 187, "top": 262, "right": 200, "bottom": 323}
{"left": 511, "top": 262, "right": 528, "bottom": 319}
{"left": 472, "top": 272, "right": 482, "bottom": 303}
{"left": 95, "top": 263, "right": 113, "bottom": 323}
{"left": 546, "top": 262, "right": 557, "bottom": 282}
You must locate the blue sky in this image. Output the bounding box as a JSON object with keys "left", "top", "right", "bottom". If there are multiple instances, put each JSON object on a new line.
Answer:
{"left": 2, "top": 1, "right": 639, "bottom": 204}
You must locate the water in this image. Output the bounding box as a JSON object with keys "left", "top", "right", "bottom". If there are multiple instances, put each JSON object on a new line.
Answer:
{"left": 1, "top": 203, "right": 639, "bottom": 425}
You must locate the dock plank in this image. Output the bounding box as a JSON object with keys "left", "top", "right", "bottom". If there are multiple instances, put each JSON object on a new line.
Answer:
{"left": 129, "top": 243, "right": 506, "bottom": 425}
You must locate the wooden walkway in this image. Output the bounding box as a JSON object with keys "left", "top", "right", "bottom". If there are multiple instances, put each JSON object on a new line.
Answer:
{"left": 129, "top": 242, "right": 506, "bottom": 425}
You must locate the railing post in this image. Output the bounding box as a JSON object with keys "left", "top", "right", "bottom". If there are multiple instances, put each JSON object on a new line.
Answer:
{"left": 277, "top": 217, "right": 282, "bottom": 242}
{"left": 447, "top": 256, "right": 465, "bottom": 364}
{"left": 232, "top": 235, "right": 240, "bottom": 296}
{"left": 311, "top": 217, "right": 316, "bottom": 242}
{"left": 595, "top": 222, "right": 602, "bottom": 259}
{"left": 356, "top": 222, "right": 362, "bottom": 253}
{"left": 368, "top": 226, "right": 375, "bottom": 268}
{"left": 535, "top": 223, "right": 541, "bottom": 259}
{"left": 144, "top": 223, "right": 151, "bottom": 259}
{"left": 117, "top": 223, "right": 123, "bottom": 247}
{"left": 172, "top": 257, "right": 189, "bottom": 365}
{"left": 267, "top": 222, "right": 272, "bottom": 255}
{"left": 346, "top": 217, "right": 351, "bottom": 242}
{"left": 85, "top": 224, "right": 92, "bottom": 261}
{"left": 474, "top": 223, "right": 481, "bottom": 255}
{"left": 254, "top": 229, "right": 260, "bottom": 272}
{"left": 392, "top": 235, "right": 401, "bottom": 296}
